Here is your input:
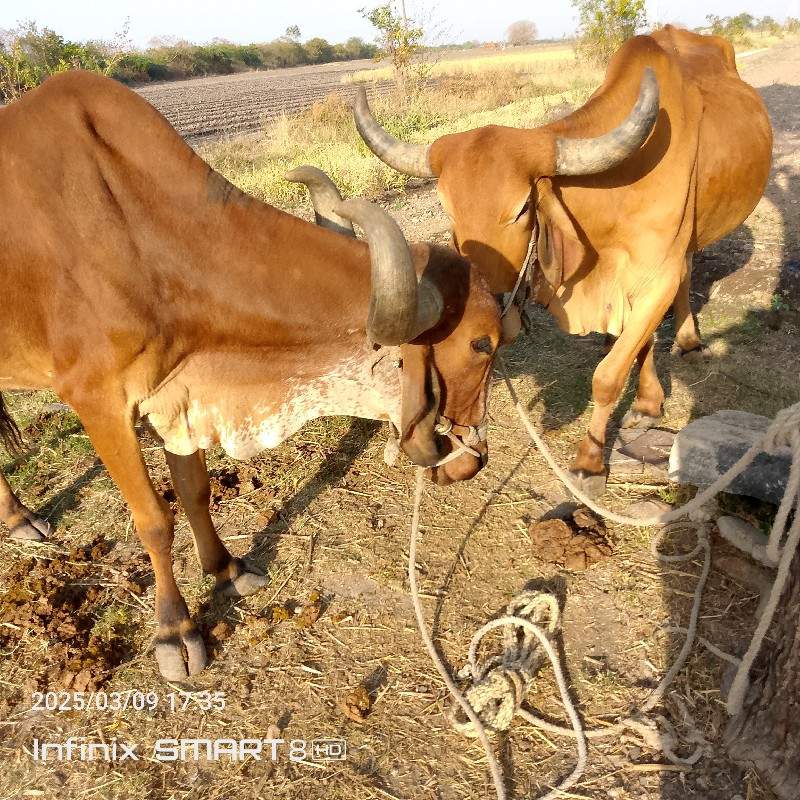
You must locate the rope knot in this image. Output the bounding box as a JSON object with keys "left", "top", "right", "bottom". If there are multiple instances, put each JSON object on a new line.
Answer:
{"left": 449, "top": 590, "right": 561, "bottom": 737}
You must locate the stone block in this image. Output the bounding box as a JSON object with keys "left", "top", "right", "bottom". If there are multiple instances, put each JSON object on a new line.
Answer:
{"left": 669, "top": 410, "right": 790, "bottom": 504}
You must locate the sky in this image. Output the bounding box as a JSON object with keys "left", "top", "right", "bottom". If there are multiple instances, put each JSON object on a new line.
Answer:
{"left": 1, "top": 0, "right": 798, "bottom": 49}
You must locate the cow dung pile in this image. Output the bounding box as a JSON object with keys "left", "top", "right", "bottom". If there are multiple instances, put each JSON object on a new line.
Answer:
{"left": 0, "top": 536, "right": 144, "bottom": 697}
{"left": 155, "top": 465, "right": 267, "bottom": 512}
{"left": 528, "top": 507, "right": 613, "bottom": 570}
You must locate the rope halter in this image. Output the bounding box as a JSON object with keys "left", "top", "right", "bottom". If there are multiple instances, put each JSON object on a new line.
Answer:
{"left": 431, "top": 415, "right": 487, "bottom": 466}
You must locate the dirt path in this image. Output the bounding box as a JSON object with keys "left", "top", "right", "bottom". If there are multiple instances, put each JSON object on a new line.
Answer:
{"left": 2, "top": 38, "right": 799, "bottom": 800}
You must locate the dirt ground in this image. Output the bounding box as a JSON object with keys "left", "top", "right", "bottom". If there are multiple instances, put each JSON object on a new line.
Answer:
{"left": 2, "top": 40, "right": 800, "bottom": 800}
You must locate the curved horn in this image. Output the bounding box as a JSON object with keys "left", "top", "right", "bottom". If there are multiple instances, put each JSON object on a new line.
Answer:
{"left": 284, "top": 166, "right": 355, "bottom": 238}
{"left": 555, "top": 66, "right": 660, "bottom": 176}
{"left": 334, "top": 198, "right": 443, "bottom": 345}
{"left": 353, "top": 86, "right": 436, "bottom": 178}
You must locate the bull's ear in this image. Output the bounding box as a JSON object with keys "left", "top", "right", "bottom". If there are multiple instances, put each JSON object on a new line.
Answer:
{"left": 500, "top": 305, "right": 522, "bottom": 344}
{"left": 400, "top": 344, "right": 437, "bottom": 439}
{"left": 534, "top": 179, "right": 585, "bottom": 291}
{"left": 399, "top": 343, "right": 440, "bottom": 465}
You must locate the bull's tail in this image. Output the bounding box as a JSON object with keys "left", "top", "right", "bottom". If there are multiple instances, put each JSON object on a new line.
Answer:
{"left": 0, "top": 393, "right": 23, "bottom": 453}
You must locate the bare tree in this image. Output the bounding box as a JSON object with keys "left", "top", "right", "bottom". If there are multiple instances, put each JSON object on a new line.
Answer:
{"left": 506, "top": 20, "right": 538, "bottom": 46}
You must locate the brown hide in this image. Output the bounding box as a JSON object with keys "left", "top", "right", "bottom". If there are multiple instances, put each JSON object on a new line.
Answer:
{"left": 361, "top": 26, "right": 772, "bottom": 487}
{"left": 0, "top": 70, "right": 504, "bottom": 679}
{"left": 0, "top": 71, "right": 500, "bottom": 483}
{"left": 429, "top": 27, "right": 771, "bottom": 324}
{"left": 533, "top": 179, "right": 586, "bottom": 300}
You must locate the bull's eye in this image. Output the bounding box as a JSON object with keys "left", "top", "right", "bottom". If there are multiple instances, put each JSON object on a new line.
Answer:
{"left": 514, "top": 201, "right": 530, "bottom": 223}
{"left": 471, "top": 336, "right": 493, "bottom": 355}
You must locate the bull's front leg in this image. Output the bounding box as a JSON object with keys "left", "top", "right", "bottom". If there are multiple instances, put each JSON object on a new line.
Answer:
{"left": 164, "top": 449, "right": 267, "bottom": 597}
{"left": 66, "top": 395, "right": 206, "bottom": 680}
{"left": 0, "top": 470, "right": 52, "bottom": 541}
{"left": 570, "top": 280, "right": 677, "bottom": 498}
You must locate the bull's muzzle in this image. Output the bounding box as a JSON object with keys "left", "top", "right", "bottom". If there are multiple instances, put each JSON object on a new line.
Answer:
{"left": 427, "top": 439, "right": 488, "bottom": 485}
{"left": 401, "top": 418, "right": 489, "bottom": 485}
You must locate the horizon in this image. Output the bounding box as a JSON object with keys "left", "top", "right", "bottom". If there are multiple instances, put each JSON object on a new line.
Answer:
{"left": 2, "top": 0, "right": 798, "bottom": 51}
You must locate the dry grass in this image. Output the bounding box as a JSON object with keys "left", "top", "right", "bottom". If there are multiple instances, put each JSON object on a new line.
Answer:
{"left": 201, "top": 64, "right": 602, "bottom": 208}
{"left": 343, "top": 47, "right": 577, "bottom": 84}
{"left": 2, "top": 299, "right": 791, "bottom": 799}
{"left": 731, "top": 30, "right": 795, "bottom": 53}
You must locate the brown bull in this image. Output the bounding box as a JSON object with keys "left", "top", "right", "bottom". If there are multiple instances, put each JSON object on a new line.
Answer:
{"left": 354, "top": 26, "right": 773, "bottom": 496}
{"left": 0, "top": 70, "right": 505, "bottom": 679}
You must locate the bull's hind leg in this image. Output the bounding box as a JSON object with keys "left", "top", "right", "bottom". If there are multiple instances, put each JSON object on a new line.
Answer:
{"left": 620, "top": 334, "right": 664, "bottom": 430}
{"left": 673, "top": 253, "right": 708, "bottom": 363}
{"left": 164, "top": 449, "right": 267, "bottom": 598}
{"left": 0, "top": 471, "right": 52, "bottom": 541}
{"left": 0, "top": 394, "right": 51, "bottom": 541}
{"left": 571, "top": 276, "right": 678, "bottom": 497}
{"left": 69, "top": 400, "right": 206, "bottom": 680}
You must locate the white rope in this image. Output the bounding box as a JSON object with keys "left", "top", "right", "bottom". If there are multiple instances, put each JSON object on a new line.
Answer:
{"left": 449, "top": 591, "right": 561, "bottom": 737}
{"left": 726, "top": 425, "right": 800, "bottom": 714}
{"left": 499, "top": 356, "right": 797, "bottom": 529}
{"left": 501, "top": 242, "right": 534, "bottom": 318}
{"left": 409, "top": 469, "right": 507, "bottom": 799}
{"left": 404, "top": 352, "right": 798, "bottom": 795}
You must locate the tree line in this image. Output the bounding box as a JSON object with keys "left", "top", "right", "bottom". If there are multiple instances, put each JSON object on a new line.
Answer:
{"left": 572, "top": 0, "right": 800, "bottom": 65}
{"left": 0, "top": 21, "right": 378, "bottom": 101}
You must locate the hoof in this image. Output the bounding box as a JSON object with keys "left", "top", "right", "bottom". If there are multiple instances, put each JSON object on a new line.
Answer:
{"left": 673, "top": 343, "right": 710, "bottom": 364}
{"left": 620, "top": 409, "right": 661, "bottom": 430}
{"left": 568, "top": 470, "right": 607, "bottom": 500}
{"left": 155, "top": 626, "right": 207, "bottom": 681}
{"left": 10, "top": 515, "right": 52, "bottom": 541}
{"left": 216, "top": 558, "right": 268, "bottom": 598}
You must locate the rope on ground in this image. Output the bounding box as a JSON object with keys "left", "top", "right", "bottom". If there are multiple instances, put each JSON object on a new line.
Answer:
{"left": 406, "top": 359, "right": 798, "bottom": 796}
{"left": 410, "top": 472, "right": 715, "bottom": 799}
{"left": 497, "top": 356, "right": 798, "bottom": 529}
{"left": 408, "top": 469, "right": 506, "bottom": 800}
{"left": 725, "top": 418, "right": 800, "bottom": 714}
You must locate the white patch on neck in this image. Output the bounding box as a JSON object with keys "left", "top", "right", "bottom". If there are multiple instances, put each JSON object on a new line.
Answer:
{"left": 141, "top": 349, "right": 402, "bottom": 460}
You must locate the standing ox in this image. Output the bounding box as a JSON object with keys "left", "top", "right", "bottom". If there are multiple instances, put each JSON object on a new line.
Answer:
{"left": 0, "top": 71, "right": 505, "bottom": 679}
{"left": 353, "top": 26, "right": 773, "bottom": 495}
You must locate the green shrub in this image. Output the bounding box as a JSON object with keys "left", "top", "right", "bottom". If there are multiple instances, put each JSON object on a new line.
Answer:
{"left": 572, "top": 0, "right": 647, "bottom": 66}
{"left": 0, "top": 22, "right": 114, "bottom": 101}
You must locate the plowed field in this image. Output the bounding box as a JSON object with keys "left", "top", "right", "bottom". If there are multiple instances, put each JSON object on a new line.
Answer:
{"left": 136, "top": 59, "right": 390, "bottom": 143}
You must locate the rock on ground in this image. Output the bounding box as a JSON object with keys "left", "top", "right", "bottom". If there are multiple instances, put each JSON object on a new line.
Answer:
{"left": 669, "top": 410, "right": 791, "bottom": 504}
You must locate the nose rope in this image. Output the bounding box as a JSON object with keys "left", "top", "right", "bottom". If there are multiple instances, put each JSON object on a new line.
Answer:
{"left": 431, "top": 416, "right": 486, "bottom": 466}
{"left": 500, "top": 222, "right": 537, "bottom": 318}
